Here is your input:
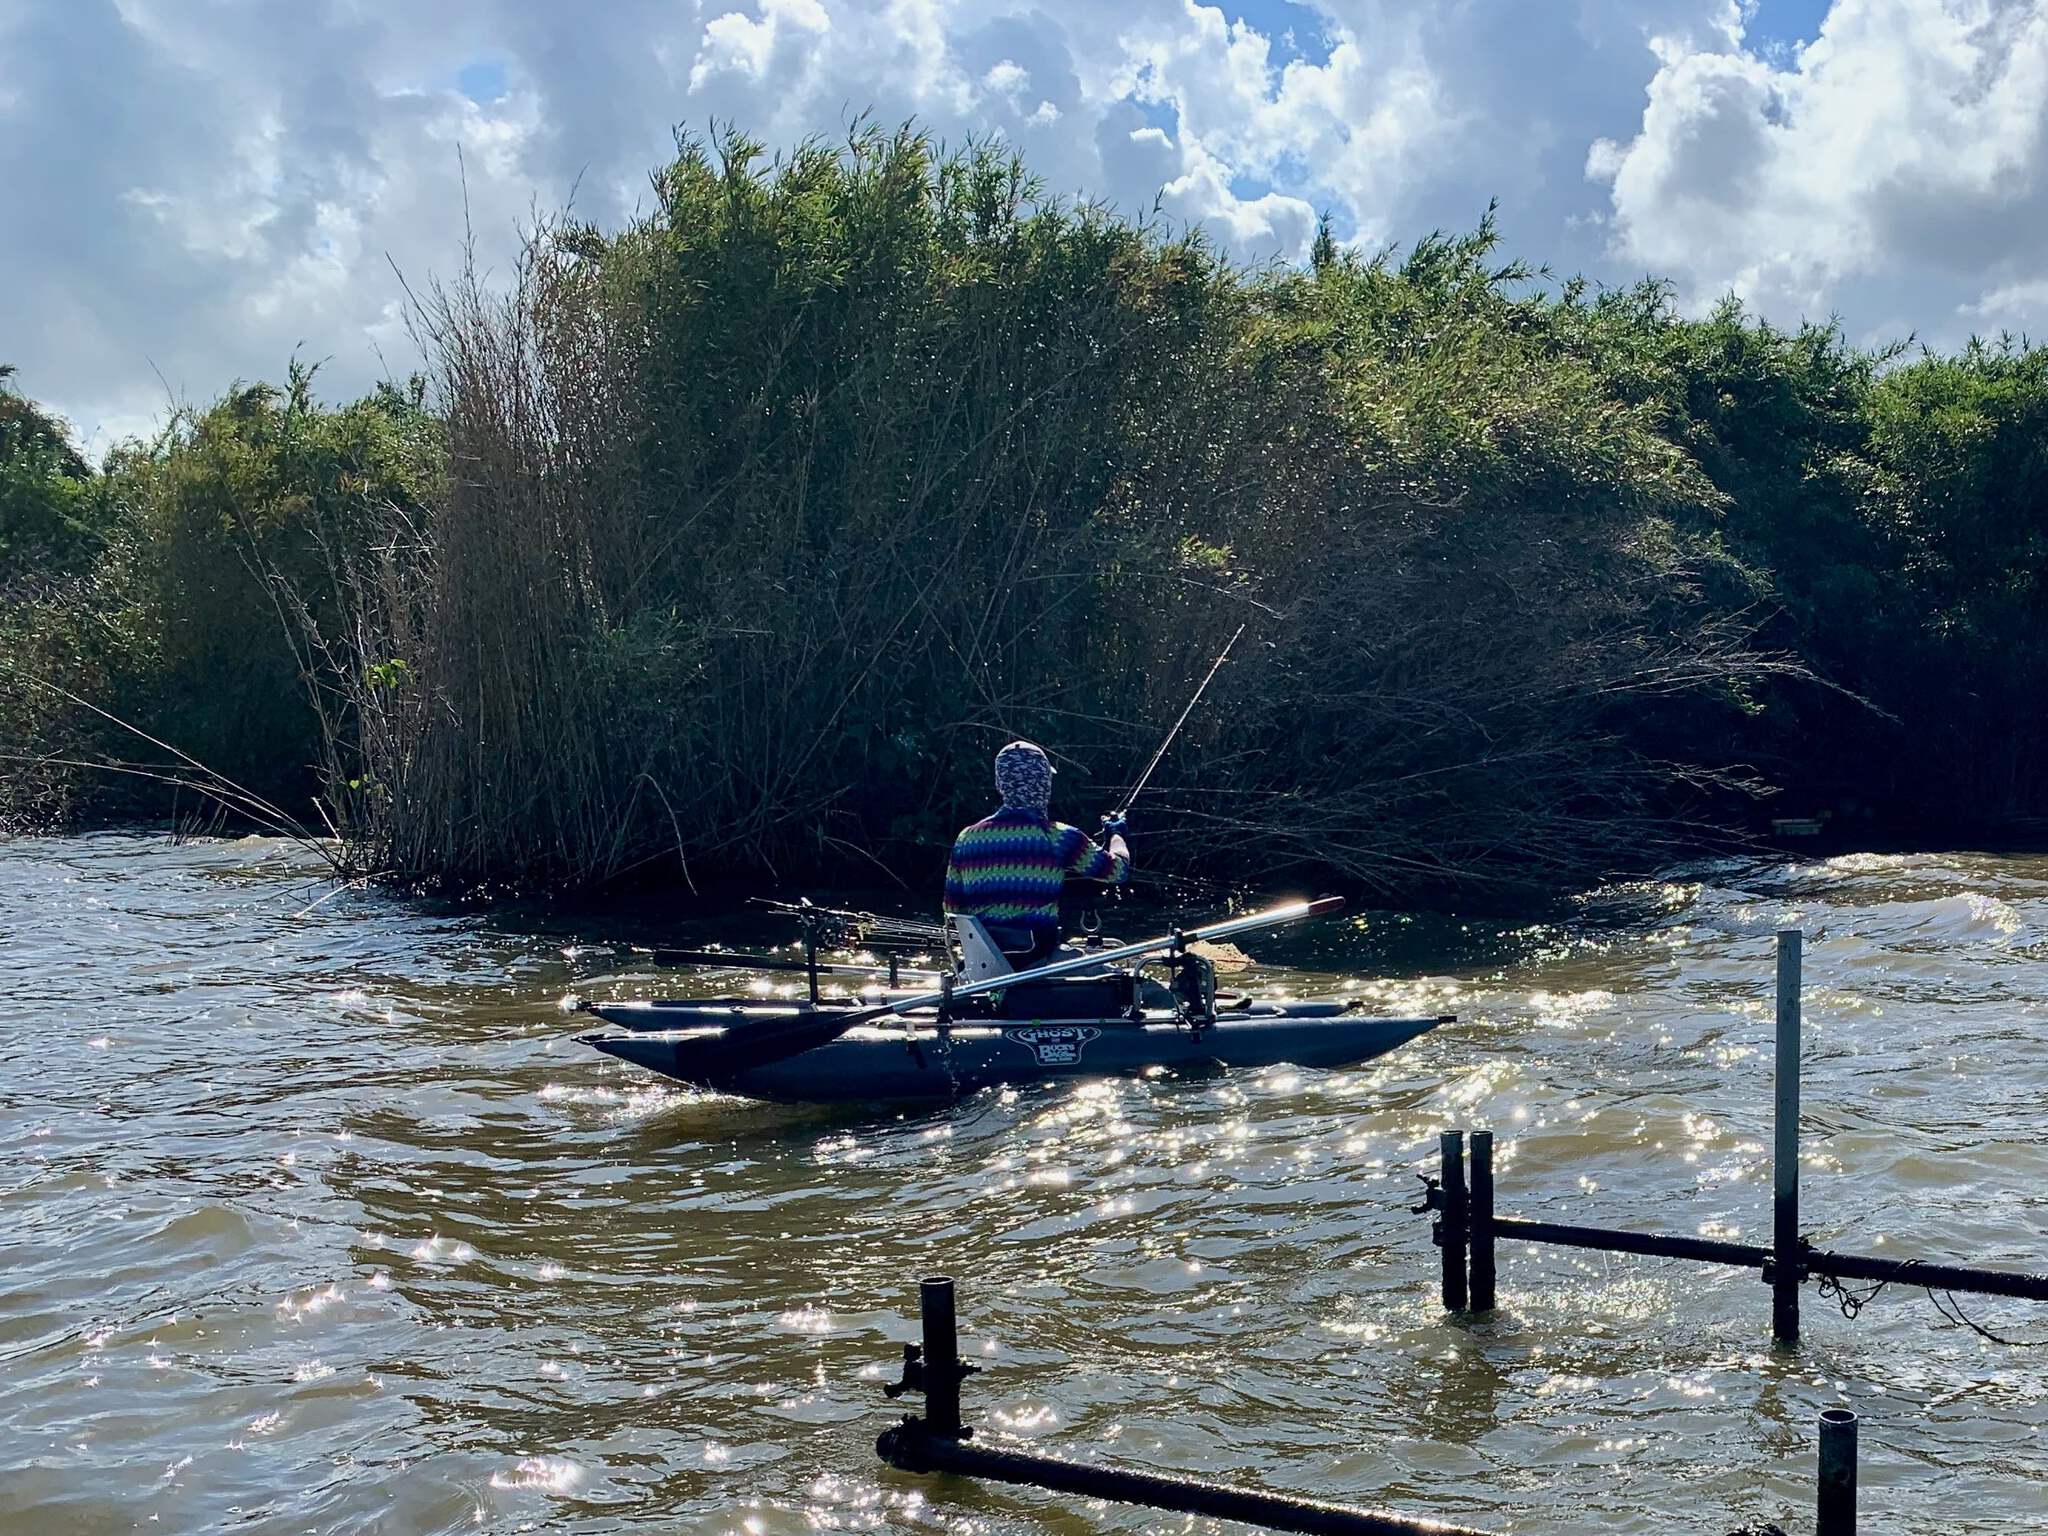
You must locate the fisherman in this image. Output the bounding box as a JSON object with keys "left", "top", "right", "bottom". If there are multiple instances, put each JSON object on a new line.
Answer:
{"left": 943, "top": 740, "right": 1131, "bottom": 963}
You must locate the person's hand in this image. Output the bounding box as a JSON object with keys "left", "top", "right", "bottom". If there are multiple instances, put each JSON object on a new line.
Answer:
{"left": 1100, "top": 811, "right": 1128, "bottom": 835}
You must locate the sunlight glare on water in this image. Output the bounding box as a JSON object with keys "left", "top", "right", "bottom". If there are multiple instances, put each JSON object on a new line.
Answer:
{"left": 2, "top": 836, "right": 2046, "bottom": 1532}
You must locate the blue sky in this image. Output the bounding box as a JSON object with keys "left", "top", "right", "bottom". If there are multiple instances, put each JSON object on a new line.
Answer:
{"left": 1748, "top": 0, "right": 1837, "bottom": 47}
{"left": 457, "top": 57, "right": 510, "bottom": 104}
{"left": 4, "top": 0, "right": 2046, "bottom": 451}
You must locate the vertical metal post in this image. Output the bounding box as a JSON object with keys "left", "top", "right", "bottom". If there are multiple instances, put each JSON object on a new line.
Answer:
{"left": 1773, "top": 929, "right": 1802, "bottom": 1344}
{"left": 1468, "top": 1130, "right": 1495, "bottom": 1313}
{"left": 920, "top": 1275, "right": 964, "bottom": 1440}
{"left": 1817, "top": 1407, "right": 1858, "bottom": 1535}
{"left": 1438, "top": 1131, "right": 1468, "bottom": 1312}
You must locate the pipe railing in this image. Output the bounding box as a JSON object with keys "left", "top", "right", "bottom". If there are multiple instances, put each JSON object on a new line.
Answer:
{"left": 878, "top": 1275, "right": 1497, "bottom": 1536}
{"left": 875, "top": 1276, "right": 1866, "bottom": 1535}
{"left": 1432, "top": 930, "right": 2048, "bottom": 1339}
{"left": 857, "top": 930, "right": 2048, "bottom": 1532}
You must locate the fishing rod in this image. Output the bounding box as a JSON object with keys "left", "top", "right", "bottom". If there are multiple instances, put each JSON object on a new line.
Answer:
{"left": 1108, "top": 624, "right": 1246, "bottom": 827}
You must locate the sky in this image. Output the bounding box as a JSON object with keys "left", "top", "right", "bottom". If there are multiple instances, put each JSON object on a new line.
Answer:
{"left": 4, "top": 0, "right": 2047, "bottom": 455}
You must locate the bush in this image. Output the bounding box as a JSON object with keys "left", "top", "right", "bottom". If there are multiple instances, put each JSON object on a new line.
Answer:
{"left": 320, "top": 130, "right": 1791, "bottom": 897}
{"left": 0, "top": 366, "right": 438, "bottom": 834}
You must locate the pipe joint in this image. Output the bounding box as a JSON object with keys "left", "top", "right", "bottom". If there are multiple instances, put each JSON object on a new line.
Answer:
{"left": 1761, "top": 1239, "right": 1812, "bottom": 1289}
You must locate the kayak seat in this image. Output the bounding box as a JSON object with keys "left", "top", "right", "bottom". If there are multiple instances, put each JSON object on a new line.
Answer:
{"left": 948, "top": 915, "right": 1025, "bottom": 981}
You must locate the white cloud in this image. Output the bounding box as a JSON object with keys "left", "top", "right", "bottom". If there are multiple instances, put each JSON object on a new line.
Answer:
{"left": 983, "top": 59, "right": 1030, "bottom": 95}
{"left": 1967, "top": 276, "right": 2048, "bottom": 320}
{"left": 6, "top": 0, "right": 2048, "bottom": 456}
{"left": 692, "top": 0, "right": 833, "bottom": 88}
{"left": 1112, "top": 2, "right": 1443, "bottom": 250}
{"left": 1590, "top": 0, "right": 2048, "bottom": 331}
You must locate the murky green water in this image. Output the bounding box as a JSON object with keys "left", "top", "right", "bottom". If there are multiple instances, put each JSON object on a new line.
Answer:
{"left": 4, "top": 835, "right": 2046, "bottom": 1533}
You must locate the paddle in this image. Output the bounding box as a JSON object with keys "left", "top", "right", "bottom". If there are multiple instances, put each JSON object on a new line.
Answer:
{"left": 592, "top": 895, "right": 1345, "bottom": 1079}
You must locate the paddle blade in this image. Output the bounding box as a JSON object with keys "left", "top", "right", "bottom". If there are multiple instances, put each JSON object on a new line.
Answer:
{"left": 582, "top": 1010, "right": 867, "bottom": 1088}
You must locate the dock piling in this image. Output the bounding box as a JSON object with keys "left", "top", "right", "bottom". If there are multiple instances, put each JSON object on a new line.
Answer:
{"left": 1468, "top": 1130, "right": 1496, "bottom": 1313}
{"left": 1773, "top": 929, "right": 1803, "bottom": 1345}
{"left": 1817, "top": 1408, "right": 1857, "bottom": 1535}
{"left": 919, "top": 1275, "right": 967, "bottom": 1440}
{"left": 1437, "top": 1131, "right": 1468, "bottom": 1312}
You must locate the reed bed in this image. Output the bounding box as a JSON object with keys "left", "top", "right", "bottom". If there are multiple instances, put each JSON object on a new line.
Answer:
{"left": 303, "top": 126, "right": 1789, "bottom": 896}
{"left": 19, "top": 126, "right": 2039, "bottom": 897}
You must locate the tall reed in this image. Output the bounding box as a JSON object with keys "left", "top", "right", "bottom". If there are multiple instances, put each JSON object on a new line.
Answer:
{"left": 311, "top": 126, "right": 1789, "bottom": 897}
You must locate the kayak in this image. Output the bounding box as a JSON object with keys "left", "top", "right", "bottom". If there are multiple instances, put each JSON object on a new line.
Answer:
{"left": 578, "top": 997, "right": 1444, "bottom": 1103}
{"left": 573, "top": 897, "right": 1444, "bottom": 1103}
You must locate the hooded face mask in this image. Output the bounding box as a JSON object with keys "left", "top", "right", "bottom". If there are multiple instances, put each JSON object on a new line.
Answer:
{"left": 993, "top": 741, "right": 1054, "bottom": 813}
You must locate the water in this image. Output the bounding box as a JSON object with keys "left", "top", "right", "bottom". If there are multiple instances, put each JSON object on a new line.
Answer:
{"left": 3, "top": 835, "right": 2046, "bottom": 1534}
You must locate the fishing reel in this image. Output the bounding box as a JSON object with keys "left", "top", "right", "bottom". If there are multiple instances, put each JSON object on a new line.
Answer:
{"left": 1079, "top": 810, "right": 1132, "bottom": 947}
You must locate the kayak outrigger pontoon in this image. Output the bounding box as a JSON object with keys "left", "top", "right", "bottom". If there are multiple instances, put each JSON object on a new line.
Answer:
{"left": 576, "top": 897, "right": 1449, "bottom": 1103}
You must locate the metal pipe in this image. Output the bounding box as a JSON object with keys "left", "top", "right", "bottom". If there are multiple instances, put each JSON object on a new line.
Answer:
{"left": 1482, "top": 1218, "right": 2048, "bottom": 1304}
{"left": 1438, "top": 1131, "right": 1468, "bottom": 1312}
{"left": 1806, "top": 1248, "right": 2048, "bottom": 1302}
{"left": 1817, "top": 1408, "right": 1857, "bottom": 1535}
{"left": 1469, "top": 1130, "right": 1496, "bottom": 1313}
{"left": 919, "top": 1275, "right": 964, "bottom": 1440}
{"left": 1490, "top": 1217, "right": 1770, "bottom": 1269}
{"left": 877, "top": 1421, "right": 1497, "bottom": 1536}
{"left": 1774, "top": 929, "right": 1803, "bottom": 1345}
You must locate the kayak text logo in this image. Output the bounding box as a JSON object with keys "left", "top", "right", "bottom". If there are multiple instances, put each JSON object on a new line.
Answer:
{"left": 1002, "top": 1025, "right": 1102, "bottom": 1065}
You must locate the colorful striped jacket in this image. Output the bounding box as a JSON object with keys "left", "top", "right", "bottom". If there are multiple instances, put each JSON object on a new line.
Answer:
{"left": 942, "top": 807, "right": 1131, "bottom": 945}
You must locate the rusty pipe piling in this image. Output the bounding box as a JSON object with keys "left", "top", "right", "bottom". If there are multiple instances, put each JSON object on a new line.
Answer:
{"left": 1816, "top": 1408, "right": 1857, "bottom": 1535}
{"left": 1468, "top": 1130, "right": 1496, "bottom": 1313}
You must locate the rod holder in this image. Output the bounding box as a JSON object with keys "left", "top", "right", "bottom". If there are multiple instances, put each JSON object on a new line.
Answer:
{"left": 883, "top": 1275, "right": 978, "bottom": 1439}
{"left": 1437, "top": 1131, "right": 1468, "bottom": 1312}
{"left": 1772, "top": 929, "right": 1803, "bottom": 1345}
{"left": 1468, "top": 1130, "right": 1495, "bottom": 1313}
{"left": 1817, "top": 1407, "right": 1857, "bottom": 1535}
{"left": 802, "top": 907, "right": 821, "bottom": 1007}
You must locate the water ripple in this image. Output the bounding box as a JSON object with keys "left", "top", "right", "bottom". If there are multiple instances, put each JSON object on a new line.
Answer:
{"left": 2, "top": 834, "right": 2046, "bottom": 1532}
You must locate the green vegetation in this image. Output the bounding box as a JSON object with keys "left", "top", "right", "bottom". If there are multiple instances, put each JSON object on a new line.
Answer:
{"left": 0, "top": 366, "right": 437, "bottom": 831}
{"left": 3, "top": 125, "right": 2045, "bottom": 898}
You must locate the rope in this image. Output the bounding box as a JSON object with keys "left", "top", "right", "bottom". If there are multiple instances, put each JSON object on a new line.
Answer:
{"left": 1814, "top": 1269, "right": 1887, "bottom": 1320}
{"left": 1926, "top": 1289, "right": 2048, "bottom": 1348}
{"left": 1809, "top": 1258, "right": 2048, "bottom": 1347}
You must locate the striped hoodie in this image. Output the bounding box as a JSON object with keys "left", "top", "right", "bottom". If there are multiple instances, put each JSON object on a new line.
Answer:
{"left": 942, "top": 806, "right": 1131, "bottom": 945}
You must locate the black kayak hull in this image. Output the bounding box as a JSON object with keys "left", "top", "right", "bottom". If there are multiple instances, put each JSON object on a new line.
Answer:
{"left": 578, "top": 1004, "right": 1443, "bottom": 1103}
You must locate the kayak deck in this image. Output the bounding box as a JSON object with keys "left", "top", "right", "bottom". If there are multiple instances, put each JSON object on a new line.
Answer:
{"left": 579, "top": 1003, "right": 1445, "bottom": 1102}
